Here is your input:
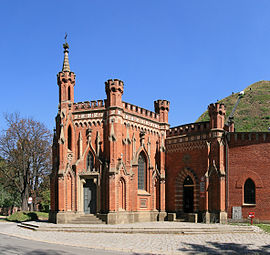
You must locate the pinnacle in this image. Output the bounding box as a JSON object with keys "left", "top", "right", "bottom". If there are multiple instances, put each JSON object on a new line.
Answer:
{"left": 62, "top": 42, "right": 70, "bottom": 72}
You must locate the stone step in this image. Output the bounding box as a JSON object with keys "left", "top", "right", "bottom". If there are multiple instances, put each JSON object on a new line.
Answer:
{"left": 21, "top": 226, "right": 257, "bottom": 234}
{"left": 68, "top": 214, "right": 104, "bottom": 224}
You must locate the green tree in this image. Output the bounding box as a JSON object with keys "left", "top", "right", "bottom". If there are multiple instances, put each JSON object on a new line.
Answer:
{"left": 0, "top": 113, "right": 52, "bottom": 211}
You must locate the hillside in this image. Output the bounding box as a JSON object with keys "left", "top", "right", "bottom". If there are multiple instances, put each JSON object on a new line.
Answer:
{"left": 196, "top": 80, "right": 270, "bottom": 132}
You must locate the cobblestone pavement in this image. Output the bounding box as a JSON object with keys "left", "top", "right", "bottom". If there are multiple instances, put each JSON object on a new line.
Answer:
{"left": 0, "top": 221, "right": 270, "bottom": 254}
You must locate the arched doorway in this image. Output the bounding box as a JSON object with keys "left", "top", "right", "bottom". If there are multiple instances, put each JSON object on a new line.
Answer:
{"left": 183, "top": 176, "right": 194, "bottom": 213}
{"left": 83, "top": 179, "right": 96, "bottom": 214}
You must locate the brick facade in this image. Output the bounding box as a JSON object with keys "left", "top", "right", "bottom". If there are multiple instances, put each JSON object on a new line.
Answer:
{"left": 50, "top": 44, "right": 169, "bottom": 224}
{"left": 50, "top": 44, "right": 270, "bottom": 224}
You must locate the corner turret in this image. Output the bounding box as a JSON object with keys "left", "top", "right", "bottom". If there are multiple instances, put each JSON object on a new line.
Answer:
{"left": 154, "top": 100, "right": 170, "bottom": 123}
{"left": 208, "top": 103, "right": 226, "bottom": 129}
{"left": 105, "top": 79, "right": 124, "bottom": 107}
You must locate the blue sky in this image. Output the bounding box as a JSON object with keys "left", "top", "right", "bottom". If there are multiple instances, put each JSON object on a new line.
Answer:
{"left": 1, "top": 0, "right": 270, "bottom": 131}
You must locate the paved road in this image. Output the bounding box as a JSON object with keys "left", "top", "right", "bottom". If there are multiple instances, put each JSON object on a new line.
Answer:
{"left": 1, "top": 221, "right": 270, "bottom": 254}
{"left": 0, "top": 233, "right": 131, "bottom": 255}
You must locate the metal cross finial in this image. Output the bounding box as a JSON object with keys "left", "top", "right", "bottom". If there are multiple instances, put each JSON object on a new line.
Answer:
{"left": 65, "top": 32, "right": 68, "bottom": 43}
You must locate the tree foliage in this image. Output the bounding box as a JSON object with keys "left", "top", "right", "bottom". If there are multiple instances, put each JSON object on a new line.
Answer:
{"left": 0, "top": 113, "right": 52, "bottom": 211}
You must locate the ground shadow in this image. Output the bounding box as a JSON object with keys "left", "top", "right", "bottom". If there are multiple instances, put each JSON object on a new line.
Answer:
{"left": 178, "top": 241, "right": 270, "bottom": 254}
{"left": 0, "top": 244, "right": 67, "bottom": 255}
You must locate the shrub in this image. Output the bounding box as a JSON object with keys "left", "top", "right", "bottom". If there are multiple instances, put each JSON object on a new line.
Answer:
{"left": 7, "top": 211, "right": 38, "bottom": 222}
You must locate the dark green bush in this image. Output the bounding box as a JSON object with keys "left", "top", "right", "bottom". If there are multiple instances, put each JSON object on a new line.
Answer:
{"left": 7, "top": 211, "right": 38, "bottom": 222}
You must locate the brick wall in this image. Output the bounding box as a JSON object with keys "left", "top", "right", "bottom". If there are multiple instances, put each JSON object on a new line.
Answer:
{"left": 166, "top": 140, "right": 209, "bottom": 212}
{"left": 228, "top": 135, "right": 270, "bottom": 221}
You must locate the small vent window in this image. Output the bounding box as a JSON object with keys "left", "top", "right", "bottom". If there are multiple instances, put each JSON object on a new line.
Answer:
{"left": 68, "top": 86, "right": 71, "bottom": 100}
{"left": 68, "top": 126, "right": 72, "bottom": 150}
{"left": 87, "top": 152, "right": 94, "bottom": 171}
{"left": 244, "top": 178, "right": 255, "bottom": 204}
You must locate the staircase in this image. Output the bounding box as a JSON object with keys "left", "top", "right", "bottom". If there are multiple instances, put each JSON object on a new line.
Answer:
{"left": 69, "top": 214, "right": 104, "bottom": 224}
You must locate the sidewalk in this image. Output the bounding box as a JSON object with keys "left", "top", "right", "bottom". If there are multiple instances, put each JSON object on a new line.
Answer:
{"left": 18, "top": 220, "right": 258, "bottom": 234}
{"left": 0, "top": 221, "right": 269, "bottom": 254}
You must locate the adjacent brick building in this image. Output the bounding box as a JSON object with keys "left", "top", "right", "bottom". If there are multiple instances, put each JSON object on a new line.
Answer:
{"left": 50, "top": 43, "right": 270, "bottom": 224}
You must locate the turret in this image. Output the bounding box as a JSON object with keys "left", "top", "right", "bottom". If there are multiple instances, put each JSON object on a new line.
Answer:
{"left": 105, "top": 79, "right": 124, "bottom": 107}
{"left": 208, "top": 103, "right": 226, "bottom": 129}
{"left": 154, "top": 100, "right": 170, "bottom": 123}
{"left": 57, "top": 42, "right": 76, "bottom": 104}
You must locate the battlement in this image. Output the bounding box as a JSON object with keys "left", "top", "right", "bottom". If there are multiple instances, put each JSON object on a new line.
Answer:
{"left": 154, "top": 100, "right": 170, "bottom": 113}
{"left": 73, "top": 100, "right": 105, "bottom": 111}
{"left": 208, "top": 103, "right": 226, "bottom": 116}
{"left": 228, "top": 132, "right": 270, "bottom": 146}
{"left": 208, "top": 103, "right": 226, "bottom": 129}
{"left": 105, "top": 79, "right": 124, "bottom": 93}
{"left": 123, "top": 101, "right": 159, "bottom": 121}
{"left": 167, "top": 121, "right": 210, "bottom": 137}
{"left": 57, "top": 71, "right": 76, "bottom": 85}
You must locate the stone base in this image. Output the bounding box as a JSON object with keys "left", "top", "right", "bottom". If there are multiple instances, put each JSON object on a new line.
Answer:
{"left": 49, "top": 210, "right": 166, "bottom": 224}
{"left": 219, "top": 211, "right": 228, "bottom": 224}
{"left": 167, "top": 213, "right": 177, "bottom": 221}
{"left": 100, "top": 211, "right": 165, "bottom": 224}
{"left": 187, "top": 213, "right": 198, "bottom": 223}
{"left": 201, "top": 211, "right": 227, "bottom": 224}
{"left": 158, "top": 211, "right": 167, "bottom": 221}
{"left": 49, "top": 211, "right": 84, "bottom": 224}
{"left": 202, "top": 211, "right": 211, "bottom": 224}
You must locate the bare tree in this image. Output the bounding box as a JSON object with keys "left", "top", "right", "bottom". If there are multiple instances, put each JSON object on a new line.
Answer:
{"left": 0, "top": 113, "right": 52, "bottom": 211}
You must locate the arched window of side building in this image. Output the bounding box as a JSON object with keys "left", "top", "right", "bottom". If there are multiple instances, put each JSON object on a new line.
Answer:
{"left": 87, "top": 151, "right": 94, "bottom": 171}
{"left": 68, "top": 125, "right": 72, "bottom": 151}
{"left": 244, "top": 178, "right": 255, "bottom": 204}
{"left": 138, "top": 152, "right": 147, "bottom": 190}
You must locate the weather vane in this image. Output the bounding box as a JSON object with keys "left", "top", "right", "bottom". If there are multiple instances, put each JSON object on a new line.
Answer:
{"left": 63, "top": 32, "right": 69, "bottom": 50}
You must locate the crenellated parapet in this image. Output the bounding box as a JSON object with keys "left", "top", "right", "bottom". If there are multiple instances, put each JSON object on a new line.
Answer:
{"left": 73, "top": 100, "right": 105, "bottom": 111}
{"left": 123, "top": 102, "right": 159, "bottom": 121}
{"left": 57, "top": 71, "right": 76, "bottom": 85}
{"left": 167, "top": 121, "right": 210, "bottom": 137}
{"left": 154, "top": 100, "right": 170, "bottom": 113}
{"left": 228, "top": 132, "right": 270, "bottom": 147}
{"left": 105, "top": 79, "right": 124, "bottom": 94}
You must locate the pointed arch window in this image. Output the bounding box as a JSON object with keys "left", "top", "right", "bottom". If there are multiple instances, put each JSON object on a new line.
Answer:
{"left": 68, "top": 125, "right": 72, "bottom": 150}
{"left": 138, "top": 152, "right": 146, "bottom": 190}
{"left": 87, "top": 151, "right": 94, "bottom": 171}
{"left": 244, "top": 178, "right": 255, "bottom": 204}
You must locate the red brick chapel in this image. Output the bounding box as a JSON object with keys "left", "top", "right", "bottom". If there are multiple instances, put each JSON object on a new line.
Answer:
{"left": 50, "top": 43, "right": 270, "bottom": 224}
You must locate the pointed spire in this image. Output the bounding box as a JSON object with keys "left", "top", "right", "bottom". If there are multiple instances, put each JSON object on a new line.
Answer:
{"left": 62, "top": 33, "right": 70, "bottom": 72}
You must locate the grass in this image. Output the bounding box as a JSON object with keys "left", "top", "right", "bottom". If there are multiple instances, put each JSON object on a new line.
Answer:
{"left": 196, "top": 80, "right": 270, "bottom": 132}
{"left": 229, "top": 222, "right": 270, "bottom": 234}
{"left": 255, "top": 224, "right": 270, "bottom": 233}
{"left": 6, "top": 211, "right": 48, "bottom": 222}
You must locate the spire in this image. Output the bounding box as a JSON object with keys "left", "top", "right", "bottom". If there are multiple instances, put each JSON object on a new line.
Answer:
{"left": 62, "top": 33, "right": 70, "bottom": 72}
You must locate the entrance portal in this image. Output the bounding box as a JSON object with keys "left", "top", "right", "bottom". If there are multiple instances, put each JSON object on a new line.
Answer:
{"left": 83, "top": 179, "right": 96, "bottom": 214}
{"left": 183, "top": 176, "right": 194, "bottom": 213}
